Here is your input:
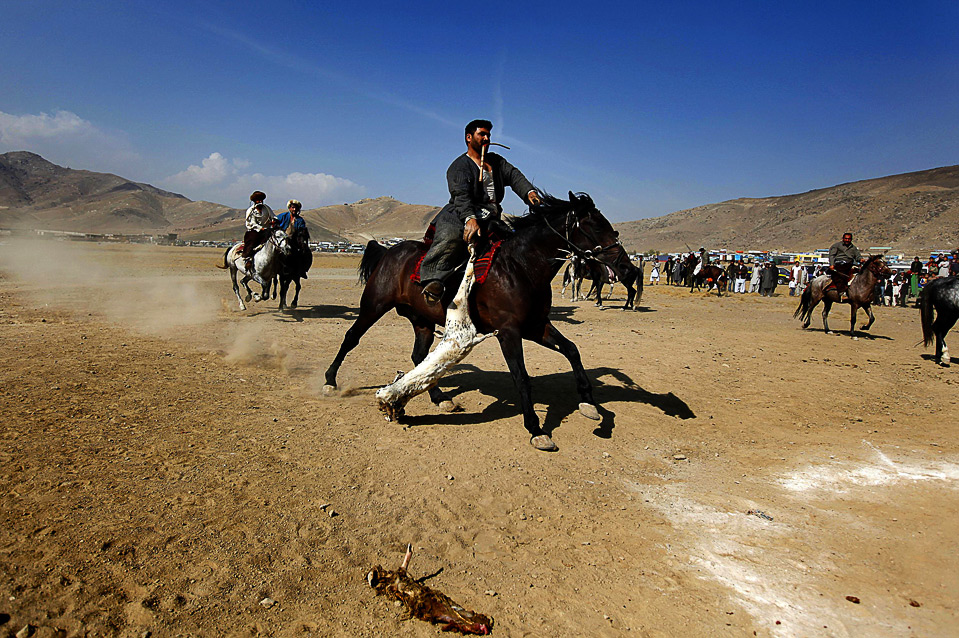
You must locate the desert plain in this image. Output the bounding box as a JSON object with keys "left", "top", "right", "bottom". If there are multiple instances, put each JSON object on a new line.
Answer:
{"left": 0, "top": 240, "right": 956, "bottom": 638}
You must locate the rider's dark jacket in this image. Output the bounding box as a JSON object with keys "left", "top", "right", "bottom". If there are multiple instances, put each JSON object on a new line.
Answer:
{"left": 418, "top": 152, "right": 535, "bottom": 283}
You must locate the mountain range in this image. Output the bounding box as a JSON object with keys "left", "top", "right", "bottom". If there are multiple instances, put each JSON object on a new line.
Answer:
{"left": 2, "top": 151, "right": 957, "bottom": 252}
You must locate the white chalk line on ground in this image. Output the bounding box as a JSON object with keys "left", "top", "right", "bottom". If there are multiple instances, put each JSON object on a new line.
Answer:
{"left": 630, "top": 442, "right": 959, "bottom": 638}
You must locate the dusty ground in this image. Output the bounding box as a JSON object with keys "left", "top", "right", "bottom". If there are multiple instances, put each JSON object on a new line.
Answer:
{"left": 0, "top": 241, "right": 956, "bottom": 638}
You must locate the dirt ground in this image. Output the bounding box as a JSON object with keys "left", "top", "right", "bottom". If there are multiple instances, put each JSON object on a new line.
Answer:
{"left": 0, "top": 241, "right": 956, "bottom": 638}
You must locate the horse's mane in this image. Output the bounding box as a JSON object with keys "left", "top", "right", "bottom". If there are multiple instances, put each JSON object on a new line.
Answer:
{"left": 505, "top": 191, "right": 594, "bottom": 232}
{"left": 863, "top": 254, "right": 885, "bottom": 266}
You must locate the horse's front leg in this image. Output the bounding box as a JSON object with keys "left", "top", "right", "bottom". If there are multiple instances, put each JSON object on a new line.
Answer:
{"left": 534, "top": 321, "right": 600, "bottom": 422}
{"left": 278, "top": 276, "right": 290, "bottom": 310}
{"left": 497, "top": 330, "right": 555, "bottom": 451}
{"left": 411, "top": 320, "right": 456, "bottom": 411}
{"left": 291, "top": 278, "right": 301, "bottom": 308}
{"left": 240, "top": 274, "right": 254, "bottom": 302}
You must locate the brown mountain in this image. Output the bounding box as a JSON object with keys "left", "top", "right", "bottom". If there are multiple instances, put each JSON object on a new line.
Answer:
{"left": 614, "top": 165, "right": 959, "bottom": 254}
{"left": 0, "top": 151, "right": 437, "bottom": 243}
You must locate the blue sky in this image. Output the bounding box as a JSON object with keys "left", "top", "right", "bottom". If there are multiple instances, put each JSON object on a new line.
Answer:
{"left": 2, "top": 0, "right": 957, "bottom": 222}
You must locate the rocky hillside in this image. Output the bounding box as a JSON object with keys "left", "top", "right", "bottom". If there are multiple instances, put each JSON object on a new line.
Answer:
{"left": 614, "top": 165, "right": 959, "bottom": 253}
{"left": 0, "top": 152, "right": 437, "bottom": 243}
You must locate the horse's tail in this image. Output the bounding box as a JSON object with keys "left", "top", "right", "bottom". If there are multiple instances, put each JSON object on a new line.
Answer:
{"left": 216, "top": 245, "right": 232, "bottom": 269}
{"left": 794, "top": 284, "right": 811, "bottom": 320}
{"left": 919, "top": 286, "right": 935, "bottom": 347}
{"left": 359, "top": 240, "right": 387, "bottom": 284}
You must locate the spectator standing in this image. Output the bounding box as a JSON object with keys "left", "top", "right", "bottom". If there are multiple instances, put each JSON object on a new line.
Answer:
{"left": 734, "top": 262, "right": 748, "bottom": 293}
{"left": 760, "top": 262, "right": 778, "bottom": 296}
{"left": 950, "top": 252, "right": 959, "bottom": 277}
{"left": 649, "top": 262, "right": 660, "bottom": 285}
{"left": 750, "top": 261, "right": 762, "bottom": 293}
{"left": 939, "top": 259, "right": 950, "bottom": 278}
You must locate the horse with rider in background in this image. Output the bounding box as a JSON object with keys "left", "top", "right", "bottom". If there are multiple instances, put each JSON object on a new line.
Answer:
{"left": 218, "top": 226, "right": 292, "bottom": 311}
{"left": 794, "top": 254, "right": 893, "bottom": 338}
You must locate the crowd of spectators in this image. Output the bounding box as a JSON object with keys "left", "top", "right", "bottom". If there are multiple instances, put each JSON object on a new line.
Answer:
{"left": 653, "top": 250, "right": 958, "bottom": 303}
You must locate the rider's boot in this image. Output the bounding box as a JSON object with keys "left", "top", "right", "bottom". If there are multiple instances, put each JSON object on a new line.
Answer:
{"left": 423, "top": 280, "right": 444, "bottom": 305}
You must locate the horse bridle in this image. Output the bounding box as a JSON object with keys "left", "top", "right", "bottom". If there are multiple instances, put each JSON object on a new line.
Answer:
{"left": 545, "top": 207, "right": 621, "bottom": 267}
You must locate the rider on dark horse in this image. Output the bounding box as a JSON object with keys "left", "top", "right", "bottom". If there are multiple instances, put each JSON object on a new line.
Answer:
{"left": 275, "top": 199, "right": 311, "bottom": 277}
{"left": 418, "top": 119, "right": 542, "bottom": 305}
{"left": 828, "top": 232, "right": 862, "bottom": 301}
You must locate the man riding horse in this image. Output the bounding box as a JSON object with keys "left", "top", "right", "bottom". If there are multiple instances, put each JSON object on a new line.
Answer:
{"left": 828, "top": 232, "right": 862, "bottom": 301}
{"left": 418, "top": 119, "right": 541, "bottom": 305}
{"left": 243, "top": 190, "right": 276, "bottom": 275}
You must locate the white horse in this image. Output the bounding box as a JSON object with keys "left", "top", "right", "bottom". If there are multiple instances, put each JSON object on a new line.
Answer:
{"left": 218, "top": 228, "right": 292, "bottom": 310}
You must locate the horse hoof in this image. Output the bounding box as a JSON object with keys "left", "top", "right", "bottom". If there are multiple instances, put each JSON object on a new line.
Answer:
{"left": 322, "top": 384, "right": 337, "bottom": 396}
{"left": 826, "top": 331, "right": 834, "bottom": 335}
{"left": 438, "top": 400, "right": 459, "bottom": 413}
{"left": 531, "top": 435, "right": 558, "bottom": 452}
{"left": 852, "top": 336, "right": 859, "bottom": 341}
{"left": 579, "top": 402, "right": 601, "bottom": 420}
{"left": 245, "top": 294, "right": 252, "bottom": 302}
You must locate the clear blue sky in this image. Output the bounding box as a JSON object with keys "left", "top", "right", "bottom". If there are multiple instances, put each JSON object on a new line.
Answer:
{"left": 2, "top": 0, "right": 957, "bottom": 221}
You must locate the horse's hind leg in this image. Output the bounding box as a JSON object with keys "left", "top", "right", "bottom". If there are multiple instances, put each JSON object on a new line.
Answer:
{"left": 323, "top": 295, "right": 393, "bottom": 393}
{"left": 849, "top": 304, "right": 859, "bottom": 338}
{"left": 822, "top": 300, "right": 833, "bottom": 334}
{"left": 934, "top": 314, "right": 956, "bottom": 365}
{"left": 231, "top": 267, "right": 247, "bottom": 310}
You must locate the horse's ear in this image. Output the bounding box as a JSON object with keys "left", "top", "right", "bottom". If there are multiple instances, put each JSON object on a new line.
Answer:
{"left": 568, "top": 191, "right": 576, "bottom": 203}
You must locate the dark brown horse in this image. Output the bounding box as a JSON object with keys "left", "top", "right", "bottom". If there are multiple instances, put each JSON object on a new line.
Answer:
{"left": 690, "top": 265, "right": 728, "bottom": 296}
{"left": 323, "top": 192, "right": 623, "bottom": 451}
{"left": 794, "top": 255, "right": 893, "bottom": 337}
{"left": 586, "top": 251, "right": 644, "bottom": 310}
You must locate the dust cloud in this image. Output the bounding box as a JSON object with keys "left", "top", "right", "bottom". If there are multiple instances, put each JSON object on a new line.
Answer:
{"left": 0, "top": 238, "right": 219, "bottom": 334}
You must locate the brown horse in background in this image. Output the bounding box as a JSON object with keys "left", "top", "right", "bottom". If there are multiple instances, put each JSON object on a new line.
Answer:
{"left": 323, "top": 192, "right": 623, "bottom": 451}
{"left": 794, "top": 255, "right": 893, "bottom": 337}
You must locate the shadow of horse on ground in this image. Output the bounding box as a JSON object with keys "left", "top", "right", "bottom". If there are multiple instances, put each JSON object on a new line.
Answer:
{"left": 274, "top": 304, "right": 359, "bottom": 322}
{"left": 548, "top": 305, "right": 584, "bottom": 324}
{"left": 799, "top": 325, "right": 894, "bottom": 341}
{"left": 394, "top": 364, "right": 695, "bottom": 440}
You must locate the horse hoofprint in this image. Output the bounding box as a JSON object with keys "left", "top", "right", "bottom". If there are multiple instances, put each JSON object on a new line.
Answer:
{"left": 375, "top": 245, "right": 497, "bottom": 421}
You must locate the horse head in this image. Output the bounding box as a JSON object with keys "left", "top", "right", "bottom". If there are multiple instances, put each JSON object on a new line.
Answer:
{"left": 563, "top": 191, "right": 625, "bottom": 281}
{"left": 864, "top": 255, "right": 893, "bottom": 277}
{"left": 272, "top": 228, "right": 293, "bottom": 256}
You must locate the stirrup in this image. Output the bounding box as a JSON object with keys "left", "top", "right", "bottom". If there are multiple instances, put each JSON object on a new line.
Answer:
{"left": 423, "top": 281, "right": 444, "bottom": 305}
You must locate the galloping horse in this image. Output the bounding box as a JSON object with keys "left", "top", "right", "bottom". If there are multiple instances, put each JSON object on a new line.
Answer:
{"left": 919, "top": 275, "right": 959, "bottom": 366}
{"left": 690, "top": 265, "right": 728, "bottom": 296}
{"left": 323, "top": 192, "right": 623, "bottom": 451}
{"left": 587, "top": 251, "right": 644, "bottom": 310}
{"left": 218, "top": 228, "right": 292, "bottom": 311}
{"left": 794, "top": 255, "right": 893, "bottom": 337}
{"left": 277, "top": 226, "right": 313, "bottom": 310}
{"left": 560, "top": 254, "right": 590, "bottom": 301}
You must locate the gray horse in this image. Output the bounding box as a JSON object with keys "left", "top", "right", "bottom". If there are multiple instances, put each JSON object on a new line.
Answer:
{"left": 218, "top": 228, "right": 292, "bottom": 310}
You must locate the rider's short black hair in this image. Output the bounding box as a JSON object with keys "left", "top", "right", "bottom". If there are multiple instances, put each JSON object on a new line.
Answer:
{"left": 465, "top": 119, "right": 492, "bottom": 140}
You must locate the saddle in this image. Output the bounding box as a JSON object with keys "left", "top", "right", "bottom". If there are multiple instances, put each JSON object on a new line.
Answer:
{"left": 410, "top": 223, "right": 504, "bottom": 286}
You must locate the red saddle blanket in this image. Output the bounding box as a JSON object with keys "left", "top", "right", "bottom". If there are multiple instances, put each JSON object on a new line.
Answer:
{"left": 410, "top": 223, "right": 503, "bottom": 286}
